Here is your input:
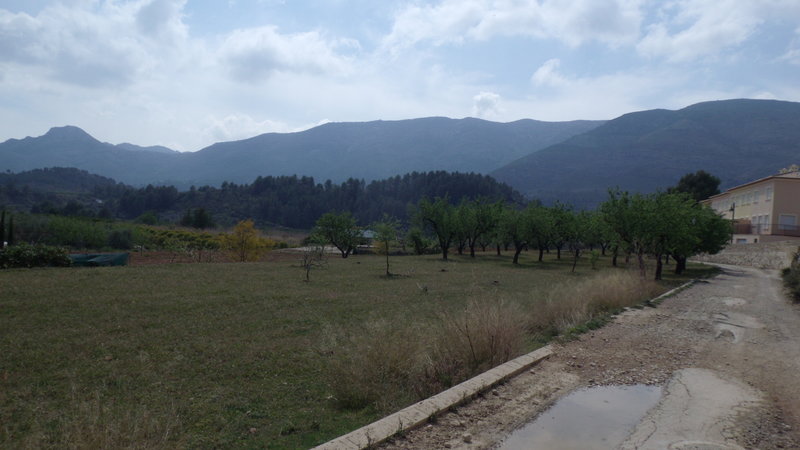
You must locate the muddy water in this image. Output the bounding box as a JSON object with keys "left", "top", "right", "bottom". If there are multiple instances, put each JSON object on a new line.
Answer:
{"left": 497, "top": 384, "right": 662, "bottom": 450}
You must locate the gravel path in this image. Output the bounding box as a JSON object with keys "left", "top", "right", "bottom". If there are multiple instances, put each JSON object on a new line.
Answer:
{"left": 382, "top": 264, "right": 800, "bottom": 449}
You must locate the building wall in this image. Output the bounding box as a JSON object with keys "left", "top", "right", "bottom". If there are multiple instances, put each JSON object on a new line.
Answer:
{"left": 773, "top": 178, "right": 800, "bottom": 231}
{"left": 704, "top": 172, "right": 800, "bottom": 242}
{"left": 708, "top": 179, "right": 774, "bottom": 226}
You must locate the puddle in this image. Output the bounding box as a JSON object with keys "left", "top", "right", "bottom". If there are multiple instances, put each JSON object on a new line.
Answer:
{"left": 497, "top": 385, "right": 662, "bottom": 450}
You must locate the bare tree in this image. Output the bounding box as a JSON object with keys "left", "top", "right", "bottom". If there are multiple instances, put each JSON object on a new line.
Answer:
{"left": 300, "top": 242, "right": 328, "bottom": 281}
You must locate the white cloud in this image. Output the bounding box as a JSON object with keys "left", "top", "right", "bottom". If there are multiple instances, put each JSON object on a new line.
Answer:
{"left": 135, "top": 0, "right": 188, "bottom": 43}
{"left": 218, "top": 26, "right": 356, "bottom": 82}
{"left": 472, "top": 91, "right": 501, "bottom": 118}
{"left": 520, "top": 61, "right": 694, "bottom": 120}
{"left": 203, "top": 114, "right": 292, "bottom": 143}
{"left": 382, "top": 0, "right": 644, "bottom": 52}
{"left": 781, "top": 27, "right": 800, "bottom": 65}
{"left": 531, "top": 58, "right": 568, "bottom": 87}
{"left": 0, "top": 0, "right": 193, "bottom": 88}
{"left": 637, "top": 0, "right": 800, "bottom": 62}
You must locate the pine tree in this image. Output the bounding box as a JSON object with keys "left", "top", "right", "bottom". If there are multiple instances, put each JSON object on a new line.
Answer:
{"left": 7, "top": 214, "right": 13, "bottom": 246}
{"left": 0, "top": 210, "right": 6, "bottom": 247}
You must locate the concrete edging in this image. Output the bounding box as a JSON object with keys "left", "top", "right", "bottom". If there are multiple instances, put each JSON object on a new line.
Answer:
{"left": 313, "top": 278, "right": 699, "bottom": 449}
{"left": 312, "top": 345, "right": 553, "bottom": 450}
{"left": 647, "top": 279, "right": 697, "bottom": 306}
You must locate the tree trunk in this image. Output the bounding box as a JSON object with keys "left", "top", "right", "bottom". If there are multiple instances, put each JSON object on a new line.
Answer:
{"left": 655, "top": 254, "right": 663, "bottom": 280}
{"left": 538, "top": 247, "right": 544, "bottom": 262}
{"left": 571, "top": 249, "right": 580, "bottom": 272}
{"left": 469, "top": 244, "right": 476, "bottom": 258}
{"left": 496, "top": 244, "right": 501, "bottom": 256}
{"left": 612, "top": 245, "right": 618, "bottom": 267}
{"left": 556, "top": 246, "right": 562, "bottom": 259}
{"left": 385, "top": 243, "right": 391, "bottom": 276}
{"left": 637, "top": 249, "right": 646, "bottom": 279}
{"left": 513, "top": 246, "right": 523, "bottom": 265}
{"left": 674, "top": 256, "right": 687, "bottom": 275}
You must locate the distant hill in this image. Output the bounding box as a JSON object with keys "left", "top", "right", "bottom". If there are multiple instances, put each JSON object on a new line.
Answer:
{"left": 0, "top": 119, "right": 603, "bottom": 188}
{"left": 0, "top": 167, "right": 127, "bottom": 213}
{"left": 0, "top": 126, "right": 181, "bottom": 184}
{"left": 0, "top": 167, "right": 121, "bottom": 194}
{"left": 177, "top": 117, "right": 603, "bottom": 187}
{"left": 491, "top": 99, "right": 800, "bottom": 208}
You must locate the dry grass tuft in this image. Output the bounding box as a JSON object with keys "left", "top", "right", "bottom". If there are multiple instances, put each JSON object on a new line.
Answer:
{"left": 530, "top": 270, "right": 662, "bottom": 334}
{"left": 323, "top": 298, "right": 527, "bottom": 411}
{"left": 324, "top": 270, "right": 663, "bottom": 413}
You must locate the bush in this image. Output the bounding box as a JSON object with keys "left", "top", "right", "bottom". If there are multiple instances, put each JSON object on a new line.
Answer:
{"left": 782, "top": 250, "right": 800, "bottom": 302}
{"left": 0, "top": 243, "right": 71, "bottom": 269}
{"left": 108, "top": 229, "right": 134, "bottom": 250}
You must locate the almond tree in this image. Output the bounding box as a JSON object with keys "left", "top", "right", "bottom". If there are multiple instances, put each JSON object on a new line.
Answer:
{"left": 313, "top": 211, "right": 361, "bottom": 258}
{"left": 412, "top": 197, "right": 458, "bottom": 261}
{"left": 372, "top": 215, "right": 399, "bottom": 276}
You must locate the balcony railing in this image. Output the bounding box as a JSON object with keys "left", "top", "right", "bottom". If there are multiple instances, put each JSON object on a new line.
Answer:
{"left": 733, "top": 222, "right": 800, "bottom": 237}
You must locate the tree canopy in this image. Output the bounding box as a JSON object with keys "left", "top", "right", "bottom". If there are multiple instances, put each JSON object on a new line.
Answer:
{"left": 668, "top": 170, "right": 721, "bottom": 202}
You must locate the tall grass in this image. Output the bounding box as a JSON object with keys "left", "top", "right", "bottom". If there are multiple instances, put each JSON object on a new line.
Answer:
{"left": 324, "top": 270, "right": 660, "bottom": 413}
{"left": 531, "top": 270, "right": 662, "bottom": 334}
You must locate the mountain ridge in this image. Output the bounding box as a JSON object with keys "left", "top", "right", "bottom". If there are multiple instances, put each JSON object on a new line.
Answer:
{"left": 491, "top": 98, "right": 800, "bottom": 207}
{"left": 0, "top": 117, "right": 603, "bottom": 188}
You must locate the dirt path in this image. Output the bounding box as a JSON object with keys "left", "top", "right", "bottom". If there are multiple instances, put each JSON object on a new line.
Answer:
{"left": 382, "top": 264, "right": 800, "bottom": 449}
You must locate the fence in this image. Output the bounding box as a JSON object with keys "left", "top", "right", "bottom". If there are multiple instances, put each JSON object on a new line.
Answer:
{"left": 733, "top": 222, "right": 800, "bottom": 237}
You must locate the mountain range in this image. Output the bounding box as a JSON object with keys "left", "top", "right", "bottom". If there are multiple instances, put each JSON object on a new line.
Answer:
{"left": 1, "top": 98, "right": 799, "bottom": 207}
{"left": 491, "top": 99, "right": 800, "bottom": 206}
{"left": 0, "top": 118, "right": 601, "bottom": 188}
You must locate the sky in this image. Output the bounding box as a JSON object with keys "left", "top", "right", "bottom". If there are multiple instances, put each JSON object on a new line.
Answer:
{"left": 1, "top": 0, "right": 799, "bottom": 152}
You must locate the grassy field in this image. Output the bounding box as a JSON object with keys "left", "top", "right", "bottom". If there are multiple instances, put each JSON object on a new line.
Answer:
{"left": 0, "top": 250, "right": 713, "bottom": 448}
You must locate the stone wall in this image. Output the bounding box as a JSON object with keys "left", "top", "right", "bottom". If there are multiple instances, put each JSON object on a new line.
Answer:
{"left": 692, "top": 241, "right": 799, "bottom": 270}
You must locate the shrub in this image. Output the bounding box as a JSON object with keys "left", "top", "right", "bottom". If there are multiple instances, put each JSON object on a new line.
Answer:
{"left": 0, "top": 243, "right": 71, "bottom": 269}
{"left": 782, "top": 250, "right": 800, "bottom": 302}
{"left": 108, "top": 229, "right": 134, "bottom": 250}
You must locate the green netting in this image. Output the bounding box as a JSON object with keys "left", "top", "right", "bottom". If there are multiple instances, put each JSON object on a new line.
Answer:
{"left": 68, "top": 253, "right": 129, "bottom": 267}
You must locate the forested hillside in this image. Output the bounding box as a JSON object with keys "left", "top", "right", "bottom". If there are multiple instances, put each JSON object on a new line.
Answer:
{"left": 492, "top": 99, "right": 800, "bottom": 207}
{"left": 0, "top": 168, "right": 523, "bottom": 229}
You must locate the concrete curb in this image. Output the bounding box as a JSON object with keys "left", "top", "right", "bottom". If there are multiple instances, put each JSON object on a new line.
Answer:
{"left": 312, "top": 345, "right": 553, "bottom": 450}
{"left": 647, "top": 279, "right": 697, "bottom": 306}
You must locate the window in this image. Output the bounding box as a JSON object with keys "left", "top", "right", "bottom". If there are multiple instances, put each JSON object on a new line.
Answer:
{"left": 766, "top": 186, "right": 773, "bottom": 201}
{"left": 779, "top": 214, "right": 797, "bottom": 231}
{"left": 753, "top": 190, "right": 759, "bottom": 203}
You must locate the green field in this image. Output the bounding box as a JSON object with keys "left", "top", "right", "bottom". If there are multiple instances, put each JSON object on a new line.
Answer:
{"left": 0, "top": 251, "right": 711, "bottom": 448}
